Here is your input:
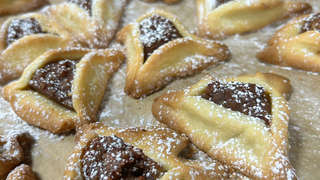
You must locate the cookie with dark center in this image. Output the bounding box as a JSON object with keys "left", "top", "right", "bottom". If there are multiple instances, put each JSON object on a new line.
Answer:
{"left": 6, "top": 18, "right": 44, "bottom": 46}
{"left": 216, "top": 0, "right": 233, "bottom": 7}
{"left": 116, "top": 10, "right": 230, "bottom": 98}
{"left": 67, "top": 0, "right": 92, "bottom": 15}
{"left": 202, "top": 81, "right": 271, "bottom": 126}
{"left": 29, "top": 59, "right": 78, "bottom": 110}
{"left": 64, "top": 123, "right": 231, "bottom": 179}
{"left": 139, "top": 14, "right": 182, "bottom": 62}
{"left": 81, "top": 135, "right": 164, "bottom": 180}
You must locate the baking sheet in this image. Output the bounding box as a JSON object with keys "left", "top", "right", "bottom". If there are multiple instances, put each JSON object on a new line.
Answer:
{"left": 1, "top": 0, "right": 320, "bottom": 179}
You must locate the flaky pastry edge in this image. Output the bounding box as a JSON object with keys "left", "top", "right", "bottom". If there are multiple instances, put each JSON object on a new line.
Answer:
{"left": 1, "top": 48, "right": 125, "bottom": 133}
{"left": 152, "top": 72, "right": 297, "bottom": 179}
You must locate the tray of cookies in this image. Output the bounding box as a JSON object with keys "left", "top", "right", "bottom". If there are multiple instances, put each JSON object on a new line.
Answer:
{"left": 0, "top": 0, "right": 320, "bottom": 179}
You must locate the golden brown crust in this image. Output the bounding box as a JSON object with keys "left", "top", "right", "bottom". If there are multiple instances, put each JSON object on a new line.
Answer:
{"left": 0, "top": 133, "right": 32, "bottom": 179}
{"left": 152, "top": 72, "right": 297, "bottom": 180}
{"left": 0, "top": 13, "right": 83, "bottom": 85}
{"left": 116, "top": 9, "right": 230, "bottom": 98}
{"left": 0, "top": 0, "right": 50, "bottom": 16}
{"left": 43, "top": 0, "right": 126, "bottom": 49}
{"left": 228, "top": 72, "right": 292, "bottom": 98}
{"left": 257, "top": 13, "right": 320, "bottom": 72}
{"left": 63, "top": 122, "right": 238, "bottom": 180}
{"left": 6, "top": 164, "right": 36, "bottom": 180}
{"left": 140, "top": 0, "right": 181, "bottom": 4}
{"left": 1, "top": 48, "right": 125, "bottom": 133}
{"left": 196, "top": 0, "right": 312, "bottom": 39}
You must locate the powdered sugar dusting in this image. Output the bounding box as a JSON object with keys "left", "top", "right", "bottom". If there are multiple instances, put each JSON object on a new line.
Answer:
{"left": 0, "top": 0, "right": 320, "bottom": 179}
{"left": 80, "top": 135, "right": 164, "bottom": 179}
{"left": 6, "top": 17, "right": 43, "bottom": 46}
{"left": 0, "top": 95, "right": 62, "bottom": 141}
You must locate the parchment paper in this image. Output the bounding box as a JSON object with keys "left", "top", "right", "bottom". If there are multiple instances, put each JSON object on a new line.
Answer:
{"left": 0, "top": 0, "right": 319, "bottom": 179}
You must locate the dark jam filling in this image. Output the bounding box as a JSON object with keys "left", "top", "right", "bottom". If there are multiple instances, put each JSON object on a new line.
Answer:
{"left": 7, "top": 18, "right": 43, "bottom": 46}
{"left": 202, "top": 81, "right": 271, "bottom": 126}
{"left": 67, "top": 0, "right": 92, "bottom": 15}
{"left": 139, "top": 15, "right": 182, "bottom": 62}
{"left": 216, "top": 0, "right": 234, "bottom": 7}
{"left": 81, "top": 136, "right": 164, "bottom": 180}
{"left": 29, "top": 59, "right": 78, "bottom": 110}
{"left": 300, "top": 12, "right": 320, "bottom": 33}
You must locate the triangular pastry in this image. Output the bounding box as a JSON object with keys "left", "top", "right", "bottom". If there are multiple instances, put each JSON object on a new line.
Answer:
{"left": 196, "top": 0, "right": 312, "bottom": 39}
{"left": 0, "top": 13, "right": 82, "bottom": 85}
{"left": 140, "top": 0, "right": 181, "bottom": 4}
{"left": 1, "top": 48, "right": 125, "bottom": 133}
{"left": 44, "top": 0, "right": 126, "bottom": 49}
{"left": 6, "top": 164, "right": 36, "bottom": 180}
{"left": 0, "top": 0, "right": 50, "bottom": 16}
{"left": 257, "top": 12, "right": 320, "bottom": 72}
{"left": 152, "top": 72, "right": 297, "bottom": 179}
{"left": 116, "top": 9, "right": 230, "bottom": 98}
{"left": 0, "top": 132, "right": 32, "bottom": 179}
{"left": 63, "top": 122, "right": 243, "bottom": 179}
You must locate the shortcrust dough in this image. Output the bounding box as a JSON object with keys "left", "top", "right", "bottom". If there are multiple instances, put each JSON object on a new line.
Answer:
{"left": 0, "top": 133, "right": 32, "bottom": 179}
{"left": 140, "top": 0, "right": 181, "bottom": 4}
{"left": 63, "top": 122, "right": 241, "bottom": 179}
{"left": 0, "top": 13, "right": 82, "bottom": 85}
{"left": 152, "top": 72, "right": 296, "bottom": 179}
{"left": 196, "top": 0, "right": 312, "bottom": 39}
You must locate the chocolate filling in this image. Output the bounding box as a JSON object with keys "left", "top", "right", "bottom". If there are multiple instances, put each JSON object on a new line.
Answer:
{"left": 216, "top": 0, "right": 234, "bottom": 7}
{"left": 300, "top": 12, "right": 320, "bottom": 33}
{"left": 7, "top": 18, "right": 43, "bottom": 46}
{"left": 139, "top": 15, "right": 182, "bottom": 62}
{"left": 202, "top": 81, "right": 271, "bottom": 126}
{"left": 29, "top": 59, "right": 78, "bottom": 110}
{"left": 81, "top": 135, "right": 164, "bottom": 180}
{"left": 67, "top": 0, "right": 92, "bottom": 15}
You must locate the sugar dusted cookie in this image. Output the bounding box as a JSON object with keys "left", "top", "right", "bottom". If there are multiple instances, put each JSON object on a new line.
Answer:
{"left": 152, "top": 72, "right": 297, "bottom": 179}
{"left": 196, "top": 0, "right": 312, "bottom": 39}
{"left": 1, "top": 48, "right": 125, "bottom": 133}
{"left": 257, "top": 12, "right": 320, "bottom": 72}
{"left": 63, "top": 122, "right": 239, "bottom": 180}
{"left": 0, "top": 0, "right": 50, "bottom": 16}
{"left": 44, "top": 0, "right": 127, "bottom": 49}
{"left": 0, "top": 13, "right": 82, "bottom": 85}
{"left": 0, "top": 132, "right": 32, "bottom": 179}
{"left": 117, "top": 9, "right": 230, "bottom": 98}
